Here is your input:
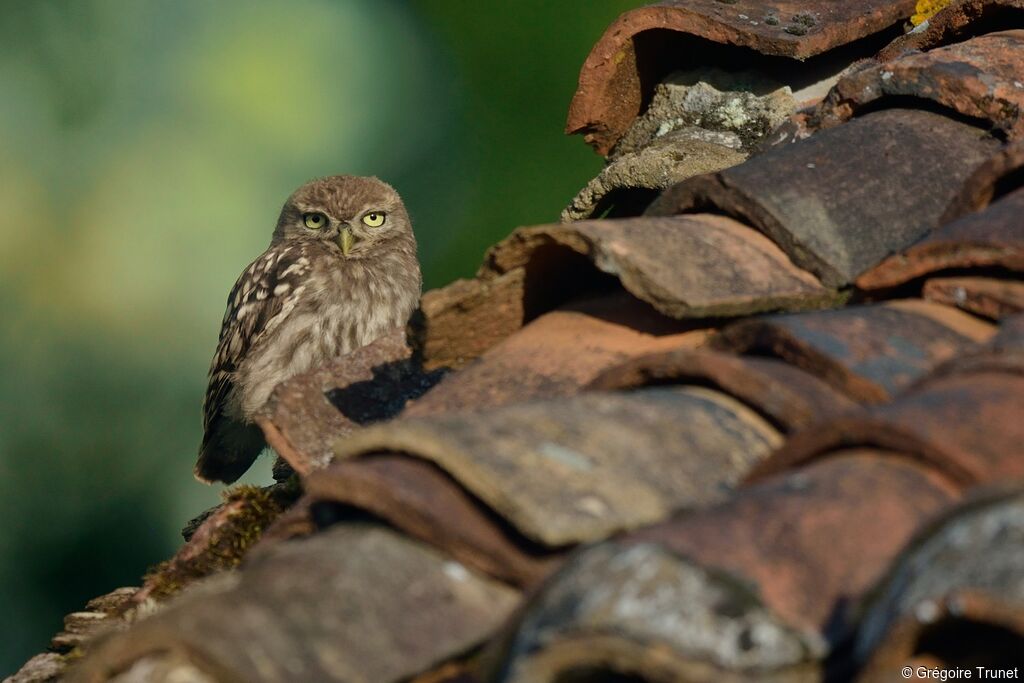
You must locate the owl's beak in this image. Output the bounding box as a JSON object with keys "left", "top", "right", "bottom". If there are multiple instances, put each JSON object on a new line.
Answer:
{"left": 338, "top": 227, "right": 355, "bottom": 256}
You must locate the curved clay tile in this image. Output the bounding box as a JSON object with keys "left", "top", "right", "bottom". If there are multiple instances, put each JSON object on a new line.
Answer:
{"left": 567, "top": 0, "right": 916, "bottom": 154}
{"left": 876, "top": 0, "right": 1024, "bottom": 60}
{"left": 815, "top": 30, "right": 1024, "bottom": 140}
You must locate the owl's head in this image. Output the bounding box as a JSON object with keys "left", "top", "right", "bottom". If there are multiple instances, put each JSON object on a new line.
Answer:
{"left": 273, "top": 175, "right": 414, "bottom": 257}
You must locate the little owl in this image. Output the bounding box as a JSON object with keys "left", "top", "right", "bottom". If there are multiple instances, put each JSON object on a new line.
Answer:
{"left": 195, "top": 175, "right": 421, "bottom": 484}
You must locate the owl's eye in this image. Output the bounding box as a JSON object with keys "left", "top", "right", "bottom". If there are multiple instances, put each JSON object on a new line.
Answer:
{"left": 303, "top": 212, "right": 328, "bottom": 229}
{"left": 362, "top": 211, "right": 386, "bottom": 228}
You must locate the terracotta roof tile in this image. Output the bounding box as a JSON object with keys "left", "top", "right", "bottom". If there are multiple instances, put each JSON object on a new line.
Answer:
{"left": 567, "top": 0, "right": 916, "bottom": 153}
{"left": 254, "top": 328, "right": 441, "bottom": 476}
{"left": 489, "top": 450, "right": 957, "bottom": 681}
{"left": 481, "top": 214, "right": 836, "bottom": 318}
{"left": 486, "top": 540, "right": 824, "bottom": 682}
{"left": 328, "top": 386, "right": 783, "bottom": 548}
{"left": 815, "top": 30, "right": 1024, "bottom": 139}
{"left": 857, "top": 185, "right": 1024, "bottom": 290}
{"left": 876, "top": 0, "right": 1024, "bottom": 60}
{"left": 854, "top": 488, "right": 1024, "bottom": 678}
{"left": 750, "top": 365, "right": 1024, "bottom": 488}
{"left": 305, "top": 456, "right": 562, "bottom": 588}
{"left": 412, "top": 269, "right": 526, "bottom": 371}
{"left": 414, "top": 213, "right": 836, "bottom": 370}
{"left": 923, "top": 275, "right": 1024, "bottom": 318}
{"left": 651, "top": 108, "right": 1002, "bottom": 286}
{"left": 587, "top": 348, "right": 860, "bottom": 431}
{"left": 943, "top": 138, "right": 1024, "bottom": 217}
{"left": 710, "top": 300, "right": 995, "bottom": 402}
{"left": 68, "top": 525, "right": 518, "bottom": 683}
{"left": 408, "top": 295, "right": 709, "bottom": 416}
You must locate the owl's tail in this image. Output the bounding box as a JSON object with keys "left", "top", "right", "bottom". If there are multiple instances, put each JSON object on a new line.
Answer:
{"left": 195, "top": 417, "right": 266, "bottom": 484}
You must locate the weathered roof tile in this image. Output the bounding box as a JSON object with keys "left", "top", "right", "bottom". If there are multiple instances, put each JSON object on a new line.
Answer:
{"left": 482, "top": 214, "right": 836, "bottom": 319}
{"left": 858, "top": 186, "right": 1024, "bottom": 290}
{"left": 306, "top": 455, "right": 562, "bottom": 588}
{"left": 750, "top": 368, "right": 1024, "bottom": 488}
{"left": 488, "top": 450, "right": 957, "bottom": 681}
{"left": 409, "top": 294, "right": 709, "bottom": 416}
{"left": 255, "top": 328, "right": 440, "bottom": 475}
{"left": 330, "top": 387, "right": 783, "bottom": 547}
{"left": 876, "top": 0, "right": 1024, "bottom": 60}
{"left": 588, "top": 348, "right": 860, "bottom": 431}
{"left": 854, "top": 488, "right": 1024, "bottom": 679}
{"left": 711, "top": 300, "right": 995, "bottom": 402}
{"left": 923, "top": 275, "right": 1024, "bottom": 318}
{"left": 815, "top": 30, "right": 1024, "bottom": 139}
{"left": 68, "top": 525, "right": 518, "bottom": 683}
{"left": 568, "top": 0, "right": 915, "bottom": 153}
{"left": 651, "top": 108, "right": 1002, "bottom": 286}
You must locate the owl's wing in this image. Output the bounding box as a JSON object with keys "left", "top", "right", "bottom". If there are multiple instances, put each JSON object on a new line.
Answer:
{"left": 201, "top": 243, "right": 313, "bottom": 437}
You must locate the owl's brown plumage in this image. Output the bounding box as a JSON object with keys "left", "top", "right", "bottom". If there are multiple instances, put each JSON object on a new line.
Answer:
{"left": 195, "top": 175, "right": 421, "bottom": 483}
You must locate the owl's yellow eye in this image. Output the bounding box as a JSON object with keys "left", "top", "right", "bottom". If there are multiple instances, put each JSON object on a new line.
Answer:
{"left": 303, "top": 212, "right": 327, "bottom": 229}
{"left": 362, "top": 211, "right": 386, "bottom": 228}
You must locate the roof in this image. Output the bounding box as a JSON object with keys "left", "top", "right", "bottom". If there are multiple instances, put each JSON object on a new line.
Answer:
{"left": 10, "top": 2, "right": 1024, "bottom": 682}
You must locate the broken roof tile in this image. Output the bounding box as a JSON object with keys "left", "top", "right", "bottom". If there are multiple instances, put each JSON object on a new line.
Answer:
{"left": 877, "top": 0, "right": 1024, "bottom": 60}
{"left": 924, "top": 275, "right": 1024, "bottom": 318}
{"left": 815, "top": 30, "right": 1024, "bottom": 139}
{"left": 587, "top": 348, "right": 860, "bottom": 431}
{"left": 750, "top": 368, "right": 1024, "bottom": 488}
{"left": 331, "top": 387, "right": 783, "bottom": 548}
{"left": 711, "top": 300, "right": 995, "bottom": 403}
{"left": 407, "top": 294, "right": 709, "bottom": 417}
{"left": 650, "top": 108, "right": 1002, "bottom": 287}
{"left": 69, "top": 525, "right": 519, "bottom": 683}
{"left": 854, "top": 487, "right": 1024, "bottom": 679}
{"left": 481, "top": 213, "right": 836, "bottom": 319}
{"left": 489, "top": 450, "right": 957, "bottom": 681}
{"left": 567, "top": 0, "right": 915, "bottom": 154}
{"left": 857, "top": 186, "right": 1024, "bottom": 290}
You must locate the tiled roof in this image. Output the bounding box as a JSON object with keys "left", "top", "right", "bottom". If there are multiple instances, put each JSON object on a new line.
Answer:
{"left": 13, "top": 2, "right": 1024, "bottom": 682}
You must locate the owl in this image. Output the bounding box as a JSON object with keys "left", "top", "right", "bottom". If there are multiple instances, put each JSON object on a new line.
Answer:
{"left": 195, "top": 175, "right": 422, "bottom": 484}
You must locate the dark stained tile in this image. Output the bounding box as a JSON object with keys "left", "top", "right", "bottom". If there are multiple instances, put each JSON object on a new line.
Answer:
{"left": 924, "top": 275, "right": 1024, "bottom": 319}
{"left": 854, "top": 487, "right": 1024, "bottom": 679}
{"left": 330, "top": 387, "right": 784, "bottom": 548}
{"left": 567, "top": 0, "right": 916, "bottom": 154}
{"left": 711, "top": 300, "right": 995, "bottom": 402}
{"left": 588, "top": 347, "right": 860, "bottom": 431}
{"left": 857, "top": 186, "right": 1024, "bottom": 290}
{"left": 651, "top": 109, "right": 1002, "bottom": 286}
{"left": 68, "top": 525, "right": 519, "bottom": 683}
{"left": 816, "top": 31, "right": 1024, "bottom": 140}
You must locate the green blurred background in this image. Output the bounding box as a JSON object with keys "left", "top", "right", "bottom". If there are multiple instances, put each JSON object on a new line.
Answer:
{"left": 0, "top": 0, "right": 634, "bottom": 674}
